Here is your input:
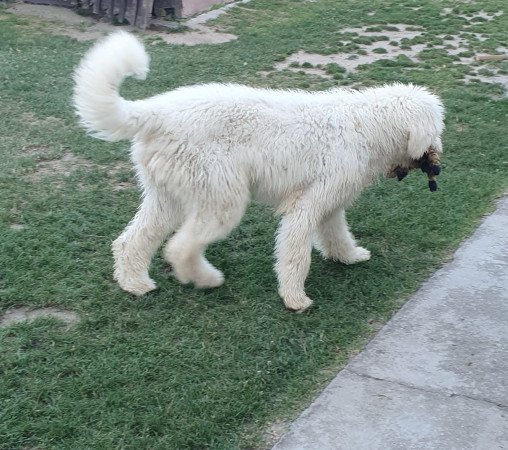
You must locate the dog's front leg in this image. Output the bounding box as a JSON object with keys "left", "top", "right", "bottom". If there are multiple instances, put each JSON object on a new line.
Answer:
{"left": 314, "top": 208, "right": 371, "bottom": 264}
{"left": 275, "top": 210, "right": 315, "bottom": 312}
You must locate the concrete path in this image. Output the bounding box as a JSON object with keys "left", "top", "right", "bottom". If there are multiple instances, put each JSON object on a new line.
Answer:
{"left": 274, "top": 197, "right": 508, "bottom": 450}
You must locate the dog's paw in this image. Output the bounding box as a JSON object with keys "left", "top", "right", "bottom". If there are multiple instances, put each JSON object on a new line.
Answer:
{"left": 194, "top": 267, "right": 225, "bottom": 289}
{"left": 115, "top": 270, "right": 157, "bottom": 296}
{"left": 339, "top": 246, "right": 371, "bottom": 265}
{"left": 281, "top": 292, "right": 313, "bottom": 313}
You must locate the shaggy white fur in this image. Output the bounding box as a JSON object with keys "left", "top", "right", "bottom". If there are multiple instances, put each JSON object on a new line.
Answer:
{"left": 73, "top": 31, "right": 444, "bottom": 311}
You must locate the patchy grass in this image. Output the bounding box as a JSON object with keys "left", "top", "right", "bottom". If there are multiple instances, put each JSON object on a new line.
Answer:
{"left": 1, "top": 0, "right": 507, "bottom": 448}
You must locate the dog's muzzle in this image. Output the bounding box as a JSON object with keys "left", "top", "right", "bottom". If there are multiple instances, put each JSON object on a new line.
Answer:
{"left": 387, "top": 148, "right": 441, "bottom": 192}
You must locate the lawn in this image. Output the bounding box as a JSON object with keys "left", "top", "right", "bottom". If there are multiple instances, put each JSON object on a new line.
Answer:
{"left": 0, "top": 0, "right": 507, "bottom": 448}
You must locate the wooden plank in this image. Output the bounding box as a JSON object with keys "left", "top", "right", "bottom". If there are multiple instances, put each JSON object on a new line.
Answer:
{"left": 24, "top": 0, "right": 76, "bottom": 5}
{"left": 152, "top": 0, "right": 162, "bottom": 17}
{"left": 135, "top": 0, "right": 154, "bottom": 29}
{"left": 475, "top": 54, "right": 508, "bottom": 62}
{"left": 171, "top": 0, "right": 182, "bottom": 19}
{"left": 23, "top": 0, "right": 56, "bottom": 5}
{"left": 125, "top": 0, "right": 138, "bottom": 25}
{"left": 124, "top": 0, "right": 138, "bottom": 25}
{"left": 80, "top": 0, "right": 92, "bottom": 10}
{"left": 117, "top": 0, "right": 127, "bottom": 23}
{"left": 107, "top": 0, "right": 115, "bottom": 18}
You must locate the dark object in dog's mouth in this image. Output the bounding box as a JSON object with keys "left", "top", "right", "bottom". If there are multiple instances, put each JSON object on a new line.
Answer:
{"left": 387, "top": 148, "right": 441, "bottom": 192}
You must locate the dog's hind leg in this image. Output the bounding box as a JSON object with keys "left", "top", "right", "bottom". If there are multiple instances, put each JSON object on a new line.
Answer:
{"left": 112, "top": 190, "right": 179, "bottom": 295}
{"left": 314, "top": 208, "right": 371, "bottom": 264}
{"left": 163, "top": 197, "right": 247, "bottom": 289}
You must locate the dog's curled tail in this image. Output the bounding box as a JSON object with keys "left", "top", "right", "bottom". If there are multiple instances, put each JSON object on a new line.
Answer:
{"left": 73, "top": 31, "right": 149, "bottom": 142}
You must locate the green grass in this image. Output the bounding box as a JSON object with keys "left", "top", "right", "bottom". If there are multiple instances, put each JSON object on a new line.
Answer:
{"left": 1, "top": 0, "right": 507, "bottom": 448}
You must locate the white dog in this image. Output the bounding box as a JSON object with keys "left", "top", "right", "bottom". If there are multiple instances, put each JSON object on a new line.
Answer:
{"left": 73, "top": 31, "right": 444, "bottom": 311}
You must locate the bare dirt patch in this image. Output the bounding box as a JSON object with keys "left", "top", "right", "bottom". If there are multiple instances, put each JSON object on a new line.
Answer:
{"left": 340, "top": 25, "right": 423, "bottom": 41}
{"left": 465, "top": 71, "right": 508, "bottom": 97}
{"left": 7, "top": 3, "right": 117, "bottom": 41}
{"left": 0, "top": 306, "right": 80, "bottom": 329}
{"left": 145, "top": 0, "right": 254, "bottom": 45}
{"left": 437, "top": 34, "right": 470, "bottom": 56}
{"left": 25, "top": 151, "right": 95, "bottom": 181}
{"left": 262, "top": 420, "right": 289, "bottom": 448}
{"left": 112, "top": 180, "right": 136, "bottom": 191}
{"left": 186, "top": 0, "right": 251, "bottom": 26}
{"left": 9, "top": 2, "right": 93, "bottom": 25}
{"left": 7, "top": 0, "right": 248, "bottom": 45}
{"left": 150, "top": 26, "right": 237, "bottom": 46}
{"left": 441, "top": 8, "right": 504, "bottom": 21}
{"left": 462, "top": 10, "right": 503, "bottom": 23}
{"left": 21, "top": 150, "right": 137, "bottom": 190}
{"left": 21, "top": 112, "right": 64, "bottom": 126}
{"left": 272, "top": 25, "right": 426, "bottom": 76}
{"left": 270, "top": 22, "right": 508, "bottom": 99}
{"left": 21, "top": 144, "right": 51, "bottom": 157}
{"left": 459, "top": 45, "right": 508, "bottom": 97}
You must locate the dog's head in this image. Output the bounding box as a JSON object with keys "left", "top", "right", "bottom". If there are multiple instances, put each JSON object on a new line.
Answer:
{"left": 387, "top": 146, "right": 441, "bottom": 192}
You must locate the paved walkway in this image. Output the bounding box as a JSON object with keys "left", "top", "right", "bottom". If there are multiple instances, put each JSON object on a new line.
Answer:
{"left": 274, "top": 197, "right": 508, "bottom": 450}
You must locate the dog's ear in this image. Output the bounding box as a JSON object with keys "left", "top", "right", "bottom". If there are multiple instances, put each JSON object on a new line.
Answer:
{"left": 407, "top": 118, "right": 443, "bottom": 160}
{"left": 407, "top": 126, "right": 433, "bottom": 160}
